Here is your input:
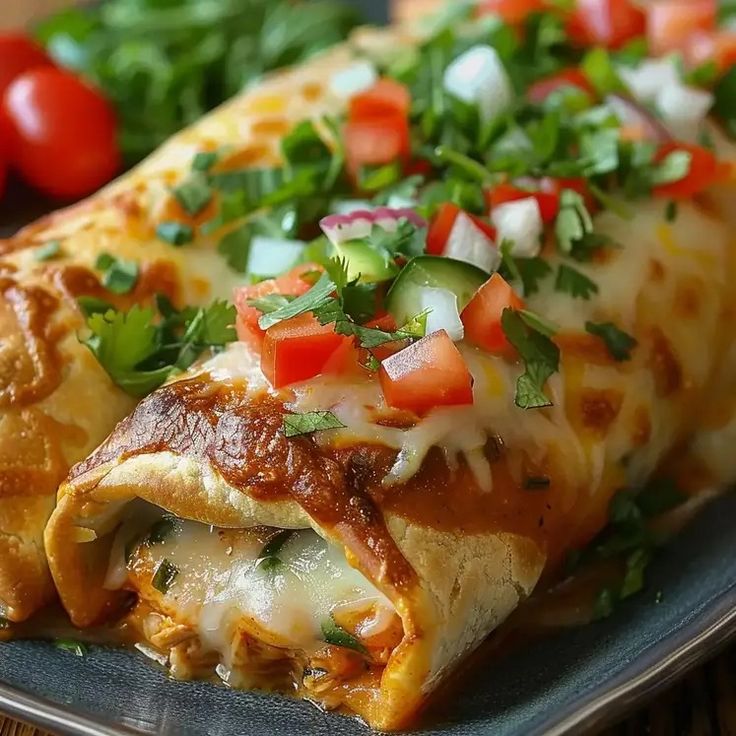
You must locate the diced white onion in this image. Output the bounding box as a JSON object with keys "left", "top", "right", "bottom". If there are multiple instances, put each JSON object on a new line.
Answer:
{"left": 656, "top": 83, "right": 714, "bottom": 142}
{"left": 444, "top": 212, "right": 500, "bottom": 273}
{"left": 618, "top": 57, "right": 681, "bottom": 104}
{"left": 386, "top": 193, "right": 417, "bottom": 208}
{"left": 443, "top": 45, "right": 513, "bottom": 123}
{"left": 417, "top": 287, "right": 464, "bottom": 341}
{"left": 490, "top": 197, "right": 543, "bottom": 258}
{"left": 246, "top": 236, "right": 305, "bottom": 278}
{"left": 331, "top": 199, "right": 374, "bottom": 215}
{"left": 329, "top": 60, "right": 378, "bottom": 99}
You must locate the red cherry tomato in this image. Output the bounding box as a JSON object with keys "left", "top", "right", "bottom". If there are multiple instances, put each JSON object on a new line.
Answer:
{"left": 3, "top": 68, "right": 120, "bottom": 199}
{"left": 476, "top": 0, "right": 547, "bottom": 24}
{"left": 647, "top": 0, "right": 715, "bottom": 57}
{"left": 379, "top": 330, "right": 474, "bottom": 414}
{"left": 569, "top": 0, "right": 646, "bottom": 49}
{"left": 527, "top": 68, "right": 596, "bottom": 104}
{"left": 652, "top": 142, "right": 724, "bottom": 199}
{"left": 0, "top": 34, "right": 53, "bottom": 100}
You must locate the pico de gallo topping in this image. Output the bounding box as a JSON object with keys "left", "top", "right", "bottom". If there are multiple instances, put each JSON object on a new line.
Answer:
{"left": 83, "top": 0, "right": 736, "bottom": 419}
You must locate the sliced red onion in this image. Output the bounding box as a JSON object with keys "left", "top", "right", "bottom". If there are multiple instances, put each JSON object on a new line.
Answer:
{"left": 444, "top": 212, "right": 499, "bottom": 273}
{"left": 606, "top": 93, "right": 672, "bottom": 143}
{"left": 319, "top": 207, "right": 427, "bottom": 246}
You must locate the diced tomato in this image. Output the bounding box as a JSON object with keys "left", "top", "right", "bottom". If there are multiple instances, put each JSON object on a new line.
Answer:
{"left": 349, "top": 78, "right": 411, "bottom": 120}
{"left": 379, "top": 330, "right": 474, "bottom": 414}
{"left": 233, "top": 264, "right": 319, "bottom": 349}
{"left": 344, "top": 113, "right": 410, "bottom": 180}
{"left": 461, "top": 274, "right": 524, "bottom": 355}
{"left": 647, "top": 0, "right": 715, "bottom": 56}
{"left": 426, "top": 202, "right": 496, "bottom": 256}
{"left": 652, "top": 142, "right": 725, "bottom": 199}
{"left": 365, "top": 313, "right": 405, "bottom": 362}
{"left": 569, "top": 0, "right": 646, "bottom": 49}
{"left": 261, "top": 313, "right": 350, "bottom": 388}
{"left": 476, "top": 0, "right": 547, "bottom": 24}
{"left": 486, "top": 182, "right": 560, "bottom": 223}
{"left": 684, "top": 30, "right": 736, "bottom": 74}
{"left": 527, "top": 68, "right": 596, "bottom": 104}
{"left": 344, "top": 78, "right": 412, "bottom": 181}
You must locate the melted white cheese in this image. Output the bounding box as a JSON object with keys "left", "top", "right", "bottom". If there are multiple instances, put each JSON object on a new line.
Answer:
{"left": 107, "top": 507, "right": 394, "bottom": 657}
{"left": 194, "top": 199, "right": 729, "bottom": 497}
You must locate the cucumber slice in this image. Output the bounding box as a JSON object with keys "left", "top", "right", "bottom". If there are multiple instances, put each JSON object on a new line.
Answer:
{"left": 334, "top": 240, "right": 399, "bottom": 283}
{"left": 386, "top": 255, "right": 489, "bottom": 325}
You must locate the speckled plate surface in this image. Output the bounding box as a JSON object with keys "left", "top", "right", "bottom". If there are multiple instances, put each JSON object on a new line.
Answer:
{"left": 0, "top": 493, "right": 735, "bottom": 736}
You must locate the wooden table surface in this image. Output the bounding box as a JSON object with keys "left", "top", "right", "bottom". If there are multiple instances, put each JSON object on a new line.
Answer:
{"left": 3, "top": 0, "right": 736, "bottom": 734}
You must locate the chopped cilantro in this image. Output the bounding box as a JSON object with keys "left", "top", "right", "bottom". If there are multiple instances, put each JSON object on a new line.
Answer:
{"left": 256, "top": 273, "right": 334, "bottom": 330}
{"left": 585, "top": 321, "right": 638, "bottom": 361}
{"left": 35, "top": 240, "right": 62, "bottom": 261}
{"left": 81, "top": 299, "right": 236, "bottom": 397}
{"left": 714, "top": 67, "right": 736, "bottom": 138}
{"left": 321, "top": 616, "right": 366, "bottom": 653}
{"left": 257, "top": 529, "right": 294, "bottom": 571}
{"left": 555, "top": 189, "right": 594, "bottom": 253}
{"left": 358, "top": 162, "right": 402, "bottom": 192}
{"left": 156, "top": 221, "right": 194, "bottom": 246}
{"left": 620, "top": 548, "right": 650, "bottom": 599}
{"left": 191, "top": 151, "right": 219, "bottom": 172}
{"left": 55, "top": 639, "right": 88, "bottom": 657}
{"left": 282, "top": 411, "right": 346, "bottom": 437}
{"left": 665, "top": 200, "right": 678, "bottom": 223}
{"left": 152, "top": 559, "right": 178, "bottom": 594}
{"left": 650, "top": 150, "right": 692, "bottom": 187}
{"left": 501, "top": 308, "right": 560, "bottom": 409}
{"left": 171, "top": 174, "right": 213, "bottom": 216}
{"left": 555, "top": 264, "right": 598, "bottom": 299}
{"left": 147, "top": 515, "right": 178, "bottom": 545}
{"left": 592, "top": 587, "right": 615, "bottom": 621}
{"left": 95, "top": 254, "right": 139, "bottom": 295}
{"left": 581, "top": 47, "right": 624, "bottom": 96}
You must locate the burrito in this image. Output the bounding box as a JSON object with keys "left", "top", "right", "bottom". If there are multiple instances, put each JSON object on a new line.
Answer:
{"left": 42, "top": 0, "right": 736, "bottom": 730}
{"left": 0, "top": 28, "right": 408, "bottom": 622}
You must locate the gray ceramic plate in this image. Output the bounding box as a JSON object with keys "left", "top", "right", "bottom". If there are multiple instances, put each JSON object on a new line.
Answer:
{"left": 1, "top": 493, "right": 735, "bottom": 736}
{"left": 4, "top": 2, "right": 736, "bottom": 734}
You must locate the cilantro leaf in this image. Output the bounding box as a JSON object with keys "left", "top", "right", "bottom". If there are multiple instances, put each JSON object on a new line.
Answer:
{"left": 555, "top": 263, "right": 598, "bottom": 299}
{"left": 501, "top": 308, "right": 560, "bottom": 409}
{"left": 714, "top": 66, "right": 736, "bottom": 138}
{"left": 282, "top": 411, "right": 346, "bottom": 437}
{"left": 35, "top": 240, "right": 62, "bottom": 261}
{"left": 499, "top": 243, "right": 552, "bottom": 296}
{"left": 156, "top": 221, "right": 194, "bottom": 246}
{"left": 555, "top": 189, "right": 594, "bottom": 253}
{"left": 257, "top": 273, "right": 335, "bottom": 330}
{"left": 650, "top": 150, "right": 692, "bottom": 186}
{"left": 95, "top": 253, "right": 139, "bottom": 295}
{"left": 171, "top": 174, "right": 212, "bottom": 216}
{"left": 81, "top": 300, "right": 237, "bottom": 398}
{"left": 585, "top": 321, "right": 638, "bottom": 361}
{"left": 321, "top": 616, "right": 366, "bottom": 653}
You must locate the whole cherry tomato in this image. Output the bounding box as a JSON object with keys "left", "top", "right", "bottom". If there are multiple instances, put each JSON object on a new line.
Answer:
{"left": 3, "top": 68, "right": 121, "bottom": 199}
{"left": 0, "top": 34, "right": 53, "bottom": 100}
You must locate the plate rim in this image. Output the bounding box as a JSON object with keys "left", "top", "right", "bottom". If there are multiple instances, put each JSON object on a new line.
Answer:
{"left": 3, "top": 578, "right": 736, "bottom": 736}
